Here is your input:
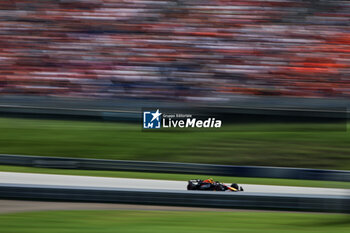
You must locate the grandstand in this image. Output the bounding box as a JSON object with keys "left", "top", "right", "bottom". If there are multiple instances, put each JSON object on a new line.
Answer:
{"left": 0, "top": 0, "right": 349, "bottom": 101}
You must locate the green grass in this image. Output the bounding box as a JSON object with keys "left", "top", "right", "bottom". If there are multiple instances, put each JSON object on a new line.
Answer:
{"left": 0, "top": 210, "right": 349, "bottom": 233}
{"left": 0, "top": 117, "right": 349, "bottom": 170}
{"left": 1, "top": 165, "right": 348, "bottom": 188}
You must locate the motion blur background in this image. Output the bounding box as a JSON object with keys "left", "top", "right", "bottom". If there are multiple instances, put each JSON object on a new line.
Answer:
{"left": 0, "top": 1, "right": 349, "bottom": 232}
{"left": 0, "top": 0, "right": 349, "bottom": 168}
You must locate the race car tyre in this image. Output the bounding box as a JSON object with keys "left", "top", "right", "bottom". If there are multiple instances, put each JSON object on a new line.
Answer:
{"left": 240, "top": 186, "right": 244, "bottom": 191}
{"left": 215, "top": 184, "right": 226, "bottom": 191}
{"left": 231, "top": 183, "right": 239, "bottom": 190}
{"left": 187, "top": 182, "right": 195, "bottom": 190}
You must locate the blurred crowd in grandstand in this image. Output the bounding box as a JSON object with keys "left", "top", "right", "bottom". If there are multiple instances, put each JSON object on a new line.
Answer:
{"left": 0, "top": 0, "right": 349, "bottom": 101}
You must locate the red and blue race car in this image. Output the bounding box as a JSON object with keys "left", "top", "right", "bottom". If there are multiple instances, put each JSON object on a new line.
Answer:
{"left": 187, "top": 178, "right": 244, "bottom": 192}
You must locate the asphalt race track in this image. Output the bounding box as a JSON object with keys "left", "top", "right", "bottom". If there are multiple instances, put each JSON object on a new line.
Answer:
{"left": 0, "top": 172, "right": 348, "bottom": 196}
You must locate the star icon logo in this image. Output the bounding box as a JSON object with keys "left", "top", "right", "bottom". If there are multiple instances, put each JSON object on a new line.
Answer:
{"left": 143, "top": 109, "right": 162, "bottom": 129}
{"left": 151, "top": 109, "right": 162, "bottom": 122}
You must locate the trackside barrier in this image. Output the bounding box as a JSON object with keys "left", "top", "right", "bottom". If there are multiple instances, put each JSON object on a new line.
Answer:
{"left": 0, "top": 184, "right": 348, "bottom": 213}
{"left": 0, "top": 154, "right": 349, "bottom": 182}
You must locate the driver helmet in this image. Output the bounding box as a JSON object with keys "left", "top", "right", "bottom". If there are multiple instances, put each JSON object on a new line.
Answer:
{"left": 205, "top": 178, "right": 214, "bottom": 184}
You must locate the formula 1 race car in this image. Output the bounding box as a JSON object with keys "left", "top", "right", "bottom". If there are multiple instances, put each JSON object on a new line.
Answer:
{"left": 187, "top": 179, "right": 244, "bottom": 192}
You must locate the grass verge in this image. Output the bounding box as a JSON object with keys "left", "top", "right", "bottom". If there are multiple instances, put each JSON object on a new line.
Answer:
{"left": 0, "top": 117, "right": 349, "bottom": 170}
{"left": 0, "top": 210, "right": 349, "bottom": 233}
